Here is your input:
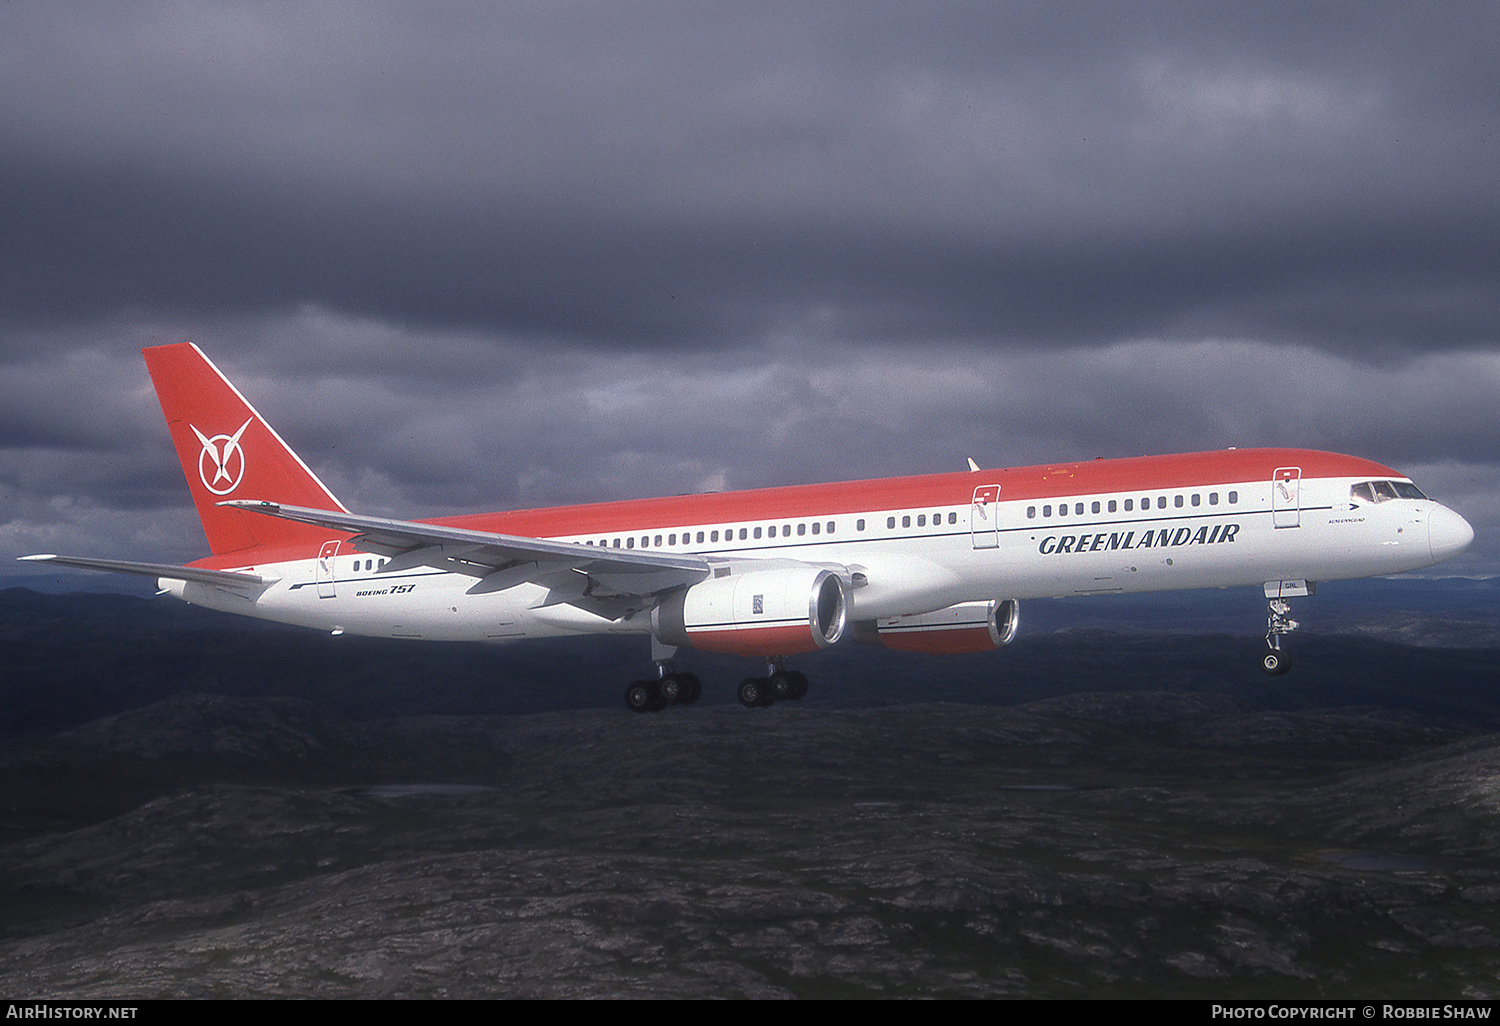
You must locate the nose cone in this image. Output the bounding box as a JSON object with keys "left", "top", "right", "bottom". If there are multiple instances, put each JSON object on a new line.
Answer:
{"left": 1428, "top": 504, "right": 1475, "bottom": 564}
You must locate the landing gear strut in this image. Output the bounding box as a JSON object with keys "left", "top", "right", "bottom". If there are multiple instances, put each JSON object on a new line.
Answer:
{"left": 737, "top": 657, "right": 810, "bottom": 708}
{"left": 1261, "top": 598, "right": 1298, "bottom": 676}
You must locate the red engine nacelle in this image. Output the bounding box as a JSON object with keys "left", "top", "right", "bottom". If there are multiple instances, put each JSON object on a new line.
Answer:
{"left": 653, "top": 566, "right": 848, "bottom": 657}
{"left": 855, "top": 599, "right": 1019, "bottom": 654}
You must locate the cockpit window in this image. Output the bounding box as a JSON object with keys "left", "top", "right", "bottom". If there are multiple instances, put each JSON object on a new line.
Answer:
{"left": 1351, "top": 480, "right": 1428, "bottom": 503}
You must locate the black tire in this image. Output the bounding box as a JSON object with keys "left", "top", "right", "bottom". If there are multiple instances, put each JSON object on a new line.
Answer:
{"left": 1260, "top": 648, "right": 1290, "bottom": 675}
{"left": 658, "top": 674, "right": 683, "bottom": 705}
{"left": 625, "top": 680, "right": 657, "bottom": 713}
{"left": 785, "top": 670, "right": 809, "bottom": 700}
{"left": 768, "top": 671, "right": 794, "bottom": 699}
{"left": 681, "top": 673, "right": 702, "bottom": 705}
{"left": 738, "top": 677, "right": 767, "bottom": 708}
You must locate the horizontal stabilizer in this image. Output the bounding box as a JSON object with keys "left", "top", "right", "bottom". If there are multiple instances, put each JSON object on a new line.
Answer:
{"left": 19, "top": 554, "right": 268, "bottom": 588}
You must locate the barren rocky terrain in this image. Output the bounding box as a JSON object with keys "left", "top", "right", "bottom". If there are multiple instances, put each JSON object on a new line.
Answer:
{"left": 4, "top": 690, "right": 1500, "bottom": 998}
{"left": 3, "top": 587, "right": 1499, "bottom": 997}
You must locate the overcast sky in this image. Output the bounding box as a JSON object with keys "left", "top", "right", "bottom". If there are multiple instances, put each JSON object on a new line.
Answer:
{"left": 2, "top": 1, "right": 1496, "bottom": 587}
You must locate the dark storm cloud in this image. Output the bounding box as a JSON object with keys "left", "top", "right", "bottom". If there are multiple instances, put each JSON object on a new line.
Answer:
{"left": 2, "top": 2, "right": 1499, "bottom": 353}
{"left": 2, "top": 3, "right": 1497, "bottom": 577}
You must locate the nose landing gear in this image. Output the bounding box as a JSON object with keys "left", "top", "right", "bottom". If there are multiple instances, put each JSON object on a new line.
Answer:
{"left": 1260, "top": 581, "right": 1310, "bottom": 675}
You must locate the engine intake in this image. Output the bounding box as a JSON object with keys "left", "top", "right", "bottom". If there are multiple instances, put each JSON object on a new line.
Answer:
{"left": 654, "top": 567, "right": 848, "bottom": 656}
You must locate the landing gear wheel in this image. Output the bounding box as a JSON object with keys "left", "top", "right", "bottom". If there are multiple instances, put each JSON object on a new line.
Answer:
{"left": 680, "top": 673, "right": 702, "bottom": 705}
{"left": 658, "top": 673, "right": 684, "bottom": 706}
{"left": 625, "top": 680, "right": 657, "bottom": 713}
{"left": 738, "top": 677, "right": 771, "bottom": 708}
{"left": 768, "top": 670, "right": 809, "bottom": 700}
{"left": 1260, "top": 648, "right": 1291, "bottom": 676}
{"left": 785, "top": 670, "right": 809, "bottom": 700}
{"left": 768, "top": 671, "right": 795, "bottom": 700}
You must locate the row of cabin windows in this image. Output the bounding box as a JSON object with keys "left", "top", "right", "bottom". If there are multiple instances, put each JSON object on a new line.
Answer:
{"left": 351, "top": 558, "right": 386, "bottom": 572}
{"left": 579, "top": 508, "right": 960, "bottom": 551}
{"left": 1025, "top": 491, "right": 1238, "bottom": 520}
{"left": 586, "top": 520, "right": 840, "bottom": 550}
{"left": 886, "top": 511, "right": 959, "bottom": 530}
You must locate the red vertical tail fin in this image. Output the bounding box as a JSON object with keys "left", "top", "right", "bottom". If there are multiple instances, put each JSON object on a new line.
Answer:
{"left": 143, "top": 343, "right": 348, "bottom": 557}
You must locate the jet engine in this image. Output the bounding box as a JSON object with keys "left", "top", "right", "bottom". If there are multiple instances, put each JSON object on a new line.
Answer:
{"left": 653, "top": 567, "right": 848, "bottom": 656}
{"left": 854, "top": 599, "right": 1019, "bottom": 654}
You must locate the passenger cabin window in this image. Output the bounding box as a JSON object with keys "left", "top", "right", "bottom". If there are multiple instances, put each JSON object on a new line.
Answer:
{"left": 1209, "top": 493, "right": 1218, "bottom": 505}
{"left": 857, "top": 519, "right": 866, "bottom": 531}
{"left": 947, "top": 512, "right": 956, "bottom": 525}
{"left": 1092, "top": 501, "right": 1100, "bottom": 514}
{"left": 1191, "top": 494, "right": 1200, "bottom": 507}
{"left": 1124, "top": 499, "right": 1133, "bottom": 511}
{"left": 1027, "top": 506, "right": 1036, "bottom": 519}
{"left": 902, "top": 515, "right": 911, "bottom": 528}
{"left": 917, "top": 515, "right": 926, "bottom": 527}
{"left": 1228, "top": 491, "right": 1238, "bottom": 504}
{"left": 887, "top": 517, "right": 896, "bottom": 529}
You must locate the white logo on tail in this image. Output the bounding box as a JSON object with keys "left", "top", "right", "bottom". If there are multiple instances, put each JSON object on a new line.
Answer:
{"left": 192, "top": 419, "right": 252, "bottom": 495}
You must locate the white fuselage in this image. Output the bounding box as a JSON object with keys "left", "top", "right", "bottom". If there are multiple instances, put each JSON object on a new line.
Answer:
{"left": 163, "top": 469, "right": 1469, "bottom": 645}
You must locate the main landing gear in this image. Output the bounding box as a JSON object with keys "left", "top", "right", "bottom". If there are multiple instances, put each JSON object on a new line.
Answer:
{"left": 625, "top": 663, "right": 702, "bottom": 714}
{"left": 737, "top": 658, "right": 809, "bottom": 708}
{"left": 622, "top": 654, "right": 812, "bottom": 712}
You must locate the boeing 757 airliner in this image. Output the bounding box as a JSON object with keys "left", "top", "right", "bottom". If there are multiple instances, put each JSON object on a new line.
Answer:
{"left": 23, "top": 344, "right": 1475, "bottom": 711}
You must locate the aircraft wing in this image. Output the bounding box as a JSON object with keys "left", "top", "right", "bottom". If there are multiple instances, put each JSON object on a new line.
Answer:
{"left": 218, "top": 500, "right": 713, "bottom": 605}
{"left": 18, "top": 554, "right": 268, "bottom": 588}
